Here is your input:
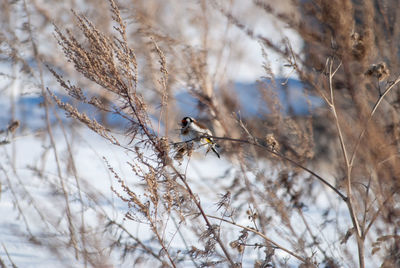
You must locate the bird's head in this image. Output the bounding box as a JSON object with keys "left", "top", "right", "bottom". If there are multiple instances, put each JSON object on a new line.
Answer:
{"left": 181, "top": 117, "right": 194, "bottom": 127}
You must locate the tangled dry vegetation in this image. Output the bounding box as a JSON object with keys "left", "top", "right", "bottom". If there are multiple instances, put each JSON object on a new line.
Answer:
{"left": 1, "top": 0, "right": 400, "bottom": 267}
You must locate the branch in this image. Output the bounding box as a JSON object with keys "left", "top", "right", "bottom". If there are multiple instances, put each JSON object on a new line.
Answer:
{"left": 364, "top": 190, "right": 396, "bottom": 237}
{"left": 202, "top": 136, "right": 347, "bottom": 201}
{"left": 326, "top": 59, "right": 362, "bottom": 240}
{"left": 108, "top": 220, "right": 171, "bottom": 266}
{"left": 350, "top": 76, "right": 400, "bottom": 166}
{"left": 328, "top": 60, "right": 349, "bottom": 168}
{"left": 206, "top": 215, "right": 309, "bottom": 264}
{"left": 168, "top": 165, "right": 236, "bottom": 266}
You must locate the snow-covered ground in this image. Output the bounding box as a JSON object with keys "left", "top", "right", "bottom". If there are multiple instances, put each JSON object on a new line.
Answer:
{"left": 0, "top": 118, "right": 236, "bottom": 267}
{"left": 0, "top": 78, "right": 385, "bottom": 267}
{"left": 0, "top": 1, "right": 384, "bottom": 265}
{"left": 0, "top": 118, "right": 370, "bottom": 268}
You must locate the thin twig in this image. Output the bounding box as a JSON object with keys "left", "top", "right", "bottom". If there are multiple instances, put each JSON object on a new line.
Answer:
{"left": 326, "top": 58, "right": 364, "bottom": 267}
{"left": 364, "top": 189, "right": 396, "bottom": 237}
{"left": 108, "top": 220, "right": 171, "bottom": 266}
{"left": 24, "top": 0, "right": 84, "bottom": 259}
{"left": 206, "top": 215, "right": 309, "bottom": 264}
{"left": 169, "top": 165, "right": 236, "bottom": 266}
{"left": 349, "top": 76, "right": 400, "bottom": 167}
{"left": 1, "top": 243, "right": 17, "bottom": 268}
{"left": 203, "top": 135, "right": 347, "bottom": 201}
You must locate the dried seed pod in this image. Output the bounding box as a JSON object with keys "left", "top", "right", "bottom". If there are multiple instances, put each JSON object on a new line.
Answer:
{"left": 265, "top": 133, "right": 280, "bottom": 152}
{"left": 365, "top": 62, "right": 390, "bottom": 81}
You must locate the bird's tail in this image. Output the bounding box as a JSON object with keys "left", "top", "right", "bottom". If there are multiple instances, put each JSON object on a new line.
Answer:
{"left": 203, "top": 137, "right": 221, "bottom": 158}
{"left": 211, "top": 145, "right": 220, "bottom": 158}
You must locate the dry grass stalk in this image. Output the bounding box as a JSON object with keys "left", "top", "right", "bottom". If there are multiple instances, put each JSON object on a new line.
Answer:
{"left": 2, "top": 0, "right": 400, "bottom": 267}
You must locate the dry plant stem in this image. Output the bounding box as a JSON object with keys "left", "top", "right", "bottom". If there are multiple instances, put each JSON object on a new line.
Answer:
{"left": 53, "top": 109, "right": 88, "bottom": 266}
{"left": 112, "top": 17, "right": 234, "bottom": 265}
{"left": 169, "top": 165, "right": 236, "bottom": 266}
{"left": 52, "top": 3, "right": 235, "bottom": 264}
{"left": 361, "top": 177, "right": 372, "bottom": 236}
{"left": 1, "top": 156, "right": 55, "bottom": 232}
{"left": 22, "top": 0, "right": 79, "bottom": 258}
{"left": 168, "top": 214, "right": 201, "bottom": 268}
{"left": 349, "top": 76, "right": 400, "bottom": 167}
{"left": 3, "top": 147, "right": 73, "bottom": 238}
{"left": 119, "top": 71, "right": 234, "bottom": 265}
{"left": 239, "top": 161, "right": 266, "bottom": 233}
{"left": 0, "top": 256, "right": 6, "bottom": 268}
{"left": 152, "top": 39, "right": 169, "bottom": 138}
{"left": 51, "top": 45, "right": 234, "bottom": 268}
{"left": 111, "top": 171, "right": 176, "bottom": 267}
{"left": 201, "top": 136, "right": 347, "bottom": 201}
{"left": 1, "top": 243, "right": 17, "bottom": 268}
{"left": 327, "top": 60, "right": 363, "bottom": 268}
{"left": 297, "top": 208, "right": 328, "bottom": 259}
{"left": 10, "top": 57, "right": 17, "bottom": 171}
{"left": 108, "top": 220, "right": 170, "bottom": 266}
{"left": 328, "top": 61, "right": 350, "bottom": 171}
{"left": 160, "top": 201, "right": 200, "bottom": 268}
{"left": 0, "top": 165, "right": 34, "bottom": 238}
{"left": 115, "top": 166, "right": 175, "bottom": 266}
{"left": 206, "top": 215, "right": 308, "bottom": 264}
{"left": 42, "top": 51, "right": 80, "bottom": 260}
{"left": 364, "top": 189, "right": 397, "bottom": 236}
{"left": 149, "top": 222, "right": 176, "bottom": 268}
{"left": 125, "top": 57, "right": 236, "bottom": 267}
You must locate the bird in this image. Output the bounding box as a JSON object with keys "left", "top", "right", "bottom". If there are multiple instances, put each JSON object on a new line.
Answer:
{"left": 180, "top": 117, "right": 220, "bottom": 158}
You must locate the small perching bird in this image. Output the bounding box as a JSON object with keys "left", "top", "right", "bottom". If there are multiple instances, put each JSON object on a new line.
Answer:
{"left": 180, "top": 117, "right": 221, "bottom": 158}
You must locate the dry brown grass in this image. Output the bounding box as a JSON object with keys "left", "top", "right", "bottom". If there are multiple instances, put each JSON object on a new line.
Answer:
{"left": 1, "top": 0, "right": 400, "bottom": 267}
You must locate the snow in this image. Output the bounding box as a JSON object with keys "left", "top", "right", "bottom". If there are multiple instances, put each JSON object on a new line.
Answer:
{"left": 0, "top": 108, "right": 386, "bottom": 267}
{"left": 0, "top": 1, "right": 381, "bottom": 266}
{"left": 0, "top": 59, "right": 378, "bottom": 267}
